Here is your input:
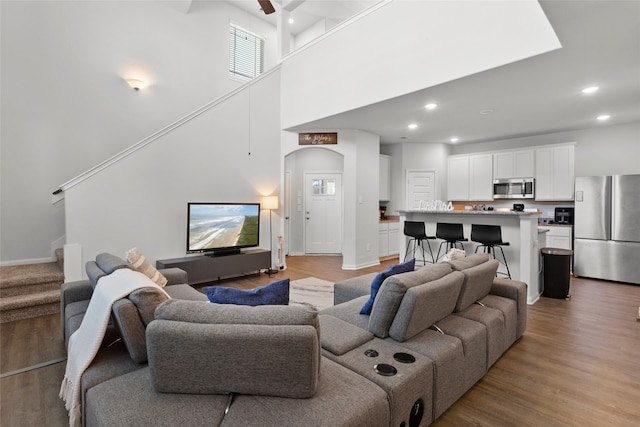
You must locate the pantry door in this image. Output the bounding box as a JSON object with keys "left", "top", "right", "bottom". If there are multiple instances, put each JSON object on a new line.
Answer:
{"left": 304, "top": 173, "right": 342, "bottom": 254}
{"left": 406, "top": 170, "right": 437, "bottom": 208}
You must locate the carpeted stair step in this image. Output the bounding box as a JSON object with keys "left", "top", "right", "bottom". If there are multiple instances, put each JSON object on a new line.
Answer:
{"left": 0, "top": 262, "right": 65, "bottom": 298}
{"left": 0, "top": 290, "right": 60, "bottom": 323}
{"left": 0, "top": 260, "right": 64, "bottom": 323}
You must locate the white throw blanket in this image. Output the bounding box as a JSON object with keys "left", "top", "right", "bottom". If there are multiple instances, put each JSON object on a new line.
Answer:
{"left": 59, "top": 268, "right": 170, "bottom": 427}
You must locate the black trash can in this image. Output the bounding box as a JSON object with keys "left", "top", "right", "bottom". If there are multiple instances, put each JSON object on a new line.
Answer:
{"left": 541, "top": 248, "right": 573, "bottom": 299}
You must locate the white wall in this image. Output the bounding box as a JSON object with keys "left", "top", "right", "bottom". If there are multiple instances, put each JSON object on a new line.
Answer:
{"left": 381, "top": 142, "right": 451, "bottom": 216}
{"left": 0, "top": 0, "right": 278, "bottom": 264}
{"left": 64, "top": 69, "right": 282, "bottom": 279}
{"left": 281, "top": 0, "right": 560, "bottom": 129}
{"left": 451, "top": 122, "right": 640, "bottom": 176}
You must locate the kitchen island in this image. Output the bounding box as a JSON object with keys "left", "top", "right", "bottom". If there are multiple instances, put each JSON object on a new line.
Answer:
{"left": 398, "top": 209, "right": 542, "bottom": 304}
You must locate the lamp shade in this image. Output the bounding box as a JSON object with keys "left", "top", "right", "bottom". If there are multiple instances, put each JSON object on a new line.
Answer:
{"left": 261, "top": 196, "right": 278, "bottom": 210}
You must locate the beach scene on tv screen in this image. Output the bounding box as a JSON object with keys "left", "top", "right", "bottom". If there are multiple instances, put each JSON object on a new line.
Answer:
{"left": 189, "top": 204, "right": 259, "bottom": 251}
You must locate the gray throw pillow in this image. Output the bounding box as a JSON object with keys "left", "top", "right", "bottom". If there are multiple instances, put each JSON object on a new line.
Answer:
{"left": 128, "top": 287, "right": 170, "bottom": 326}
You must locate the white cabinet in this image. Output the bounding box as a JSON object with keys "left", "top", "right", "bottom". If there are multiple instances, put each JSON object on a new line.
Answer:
{"left": 447, "top": 154, "right": 492, "bottom": 201}
{"left": 493, "top": 150, "right": 534, "bottom": 179}
{"left": 379, "top": 221, "right": 400, "bottom": 257}
{"left": 379, "top": 155, "right": 391, "bottom": 201}
{"left": 469, "top": 154, "right": 493, "bottom": 200}
{"left": 535, "top": 145, "right": 575, "bottom": 200}
{"left": 447, "top": 156, "right": 470, "bottom": 200}
{"left": 539, "top": 226, "right": 572, "bottom": 250}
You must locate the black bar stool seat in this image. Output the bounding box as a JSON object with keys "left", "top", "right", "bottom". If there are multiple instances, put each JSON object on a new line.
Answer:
{"left": 435, "top": 223, "right": 467, "bottom": 261}
{"left": 471, "top": 224, "right": 511, "bottom": 279}
{"left": 404, "top": 221, "right": 436, "bottom": 265}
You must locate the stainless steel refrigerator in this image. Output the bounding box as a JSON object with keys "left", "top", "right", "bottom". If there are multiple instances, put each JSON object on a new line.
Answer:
{"left": 574, "top": 174, "right": 640, "bottom": 284}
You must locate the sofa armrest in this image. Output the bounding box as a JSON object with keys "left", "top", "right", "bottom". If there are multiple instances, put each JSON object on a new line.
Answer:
{"left": 334, "top": 273, "right": 377, "bottom": 305}
{"left": 319, "top": 314, "right": 374, "bottom": 356}
{"left": 160, "top": 268, "right": 187, "bottom": 286}
{"left": 60, "top": 280, "right": 93, "bottom": 339}
{"left": 490, "top": 278, "right": 528, "bottom": 339}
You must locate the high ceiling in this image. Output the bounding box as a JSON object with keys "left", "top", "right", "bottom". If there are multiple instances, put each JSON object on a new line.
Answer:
{"left": 233, "top": 0, "right": 640, "bottom": 145}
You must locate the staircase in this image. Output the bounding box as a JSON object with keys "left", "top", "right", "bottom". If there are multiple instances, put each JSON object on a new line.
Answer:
{"left": 0, "top": 249, "right": 65, "bottom": 323}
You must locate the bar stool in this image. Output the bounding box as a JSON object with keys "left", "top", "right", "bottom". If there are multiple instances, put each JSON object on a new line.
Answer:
{"left": 404, "top": 221, "right": 436, "bottom": 265}
{"left": 435, "top": 223, "right": 467, "bottom": 261}
{"left": 471, "top": 224, "right": 511, "bottom": 279}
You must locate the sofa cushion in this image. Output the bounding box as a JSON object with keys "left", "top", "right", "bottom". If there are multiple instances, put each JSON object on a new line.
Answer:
{"left": 446, "top": 253, "right": 490, "bottom": 271}
{"left": 454, "top": 259, "right": 499, "bottom": 312}
{"left": 319, "top": 314, "right": 374, "bottom": 356}
{"left": 85, "top": 261, "right": 107, "bottom": 289}
{"left": 126, "top": 247, "right": 167, "bottom": 287}
{"left": 112, "top": 298, "right": 148, "bottom": 363}
{"left": 128, "top": 287, "right": 170, "bottom": 326}
{"left": 368, "top": 263, "right": 453, "bottom": 338}
{"left": 202, "top": 279, "right": 289, "bottom": 306}
{"left": 389, "top": 271, "right": 465, "bottom": 342}
{"left": 148, "top": 300, "right": 320, "bottom": 398}
{"left": 95, "top": 253, "right": 132, "bottom": 275}
{"left": 360, "top": 258, "right": 416, "bottom": 315}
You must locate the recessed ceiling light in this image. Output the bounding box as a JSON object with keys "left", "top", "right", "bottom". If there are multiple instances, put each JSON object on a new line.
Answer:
{"left": 597, "top": 114, "right": 611, "bottom": 121}
{"left": 425, "top": 103, "right": 437, "bottom": 110}
{"left": 479, "top": 109, "right": 494, "bottom": 115}
{"left": 408, "top": 123, "right": 418, "bottom": 130}
{"left": 581, "top": 86, "right": 599, "bottom": 94}
{"left": 289, "top": 17, "right": 294, "bottom": 24}
{"left": 450, "top": 137, "right": 459, "bottom": 143}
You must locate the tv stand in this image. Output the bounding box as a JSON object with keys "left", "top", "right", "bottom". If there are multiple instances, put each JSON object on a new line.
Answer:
{"left": 156, "top": 249, "right": 271, "bottom": 284}
{"left": 205, "top": 248, "right": 241, "bottom": 257}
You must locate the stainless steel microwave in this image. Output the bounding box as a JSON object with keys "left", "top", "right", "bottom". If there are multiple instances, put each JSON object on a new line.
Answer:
{"left": 493, "top": 178, "right": 535, "bottom": 199}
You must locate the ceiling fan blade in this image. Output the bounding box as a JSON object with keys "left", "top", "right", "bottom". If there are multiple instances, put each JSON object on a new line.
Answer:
{"left": 257, "top": 0, "right": 275, "bottom": 15}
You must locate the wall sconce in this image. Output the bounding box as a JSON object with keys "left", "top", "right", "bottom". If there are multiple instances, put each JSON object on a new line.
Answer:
{"left": 125, "top": 78, "right": 148, "bottom": 91}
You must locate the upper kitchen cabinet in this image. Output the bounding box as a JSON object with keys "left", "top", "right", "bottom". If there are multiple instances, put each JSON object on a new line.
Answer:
{"left": 447, "top": 154, "right": 493, "bottom": 201}
{"left": 379, "top": 154, "right": 391, "bottom": 201}
{"left": 447, "top": 155, "right": 470, "bottom": 200}
{"left": 493, "top": 150, "right": 534, "bottom": 179}
{"left": 535, "top": 144, "right": 575, "bottom": 200}
{"left": 469, "top": 154, "right": 493, "bottom": 200}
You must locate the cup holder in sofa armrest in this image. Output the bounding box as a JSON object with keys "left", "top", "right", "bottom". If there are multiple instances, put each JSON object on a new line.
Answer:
{"left": 319, "top": 314, "right": 374, "bottom": 356}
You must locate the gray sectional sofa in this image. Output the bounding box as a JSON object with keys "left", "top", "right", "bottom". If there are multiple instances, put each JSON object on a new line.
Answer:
{"left": 60, "top": 252, "right": 527, "bottom": 426}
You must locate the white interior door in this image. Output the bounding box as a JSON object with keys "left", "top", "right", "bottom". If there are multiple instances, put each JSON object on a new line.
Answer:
{"left": 406, "top": 170, "right": 437, "bottom": 208}
{"left": 304, "top": 173, "right": 342, "bottom": 254}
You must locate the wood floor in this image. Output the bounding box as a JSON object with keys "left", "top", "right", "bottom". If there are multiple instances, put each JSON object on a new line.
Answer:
{"left": 1, "top": 255, "right": 639, "bottom": 426}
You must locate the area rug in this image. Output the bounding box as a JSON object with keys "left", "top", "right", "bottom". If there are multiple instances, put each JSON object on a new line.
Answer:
{"left": 289, "top": 277, "right": 335, "bottom": 311}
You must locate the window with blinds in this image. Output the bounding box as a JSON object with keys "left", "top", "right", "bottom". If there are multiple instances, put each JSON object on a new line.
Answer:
{"left": 229, "top": 23, "right": 265, "bottom": 80}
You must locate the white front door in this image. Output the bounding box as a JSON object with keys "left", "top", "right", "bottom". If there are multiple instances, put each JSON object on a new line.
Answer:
{"left": 406, "top": 170, "right": 437, "bottom": 209}
{"left": 304, "top": 173, "right": 342, "bottom": 254}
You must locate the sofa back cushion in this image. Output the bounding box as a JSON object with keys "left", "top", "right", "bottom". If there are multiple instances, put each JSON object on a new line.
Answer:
{"left": 148, "top": 300, "right": 320, "bottom": 398}
{"left": 454, "top": 259, "right": 499, "bottom": 312}
{"left": 86, "top": 253, "right": 133, "bottom": 289}
{"left": 389, "top": 271, "right": 465, "bottom": 342}
{"left": 368, "top": 263, "right": 452, "bottom": 338}
{"left": 360, "top": 258, "right": 416, "bottom": 315}
{"left": 445, "top": 253, "right": 490, "bottom": 271}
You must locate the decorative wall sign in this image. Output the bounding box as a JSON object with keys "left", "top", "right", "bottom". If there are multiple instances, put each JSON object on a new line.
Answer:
{"left": 298, "top": 132, "right": 338, "bottom": 145}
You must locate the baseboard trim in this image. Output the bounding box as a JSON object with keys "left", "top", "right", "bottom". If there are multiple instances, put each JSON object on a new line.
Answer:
{"left": 0, "top": 257, "right": 55, "bottom": 267}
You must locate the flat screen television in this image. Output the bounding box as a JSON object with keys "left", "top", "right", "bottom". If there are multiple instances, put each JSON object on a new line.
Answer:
{"left": 187, "top": 202, "right": 260, "bottom": 256}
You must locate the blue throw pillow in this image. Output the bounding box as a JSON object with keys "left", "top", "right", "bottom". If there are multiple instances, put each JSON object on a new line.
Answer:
{"left": 202, "top": 279, "right": 290, "bottom": 306}
{"left": 360, "top": 259, "right": 415, "bottom": 315}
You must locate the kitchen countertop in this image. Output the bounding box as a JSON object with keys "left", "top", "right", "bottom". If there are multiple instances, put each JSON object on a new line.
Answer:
{"left": 379, "top": 215, "right": 399, "bottom": 223}
{"left": 397, "top": 209, "right": 541, "bottom": 216}
{"left": 538, "top": 223, "right": 573, "bottom": 227}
